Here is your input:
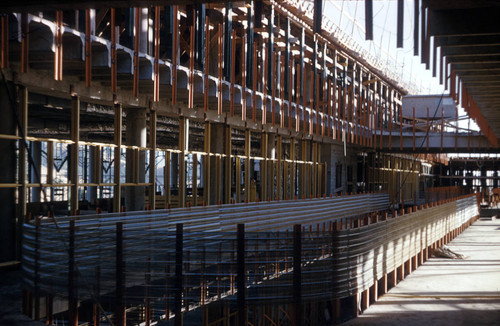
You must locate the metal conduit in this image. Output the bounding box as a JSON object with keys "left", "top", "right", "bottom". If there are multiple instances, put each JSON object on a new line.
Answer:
{"left": 22, "top": 193, "right": 479, "bottom": 324}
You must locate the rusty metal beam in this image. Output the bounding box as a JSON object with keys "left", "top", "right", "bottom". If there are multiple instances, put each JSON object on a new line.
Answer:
{"left": 54, "top": 10, "right": 63, "bottom": 81}
{"left": 153, "top": 6, "right": 160, "bottom": 101}
{"left": 0, "top": 14, "right": 7, "bottom": 68}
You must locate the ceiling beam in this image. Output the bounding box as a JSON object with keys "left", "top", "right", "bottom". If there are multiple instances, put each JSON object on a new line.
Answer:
{"left": 429, "top": 8, "right": 500, "bottom": 37}
{"left": 0, "top": 0, "right": 235, "bottom": 12}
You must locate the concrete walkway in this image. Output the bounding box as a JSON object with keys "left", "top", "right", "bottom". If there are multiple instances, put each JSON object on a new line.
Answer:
{"left": 346, "top": 218, "right": 500, "bottom": 326}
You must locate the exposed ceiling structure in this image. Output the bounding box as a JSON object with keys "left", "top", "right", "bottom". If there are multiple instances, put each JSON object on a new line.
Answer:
{"left": 423, "top": 0, "right": 500, "bottom": 147}
{"left": 0, "top": 0, "right": 234, "bottom": 12}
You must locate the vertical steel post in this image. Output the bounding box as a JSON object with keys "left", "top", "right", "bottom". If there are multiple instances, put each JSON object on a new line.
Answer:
{"left": 242, "top": 34, "right": 247, "bottom": 121}
{"left": 252, "top": 42, "right": 257, "bottom": 122}
{"left": 93, "top": 266, "right": 101, "bottom": 326}
{"left": 246, "top": 2, "right": 254, "bottom": 87}
{"left": 217, "top": 24, "right": 223, "bottom": 115}
{"left": 21, "top": 13, "right": 28, "bottom": 73}
{"left": 224, "top": 2, "right": 233, "bottom": 80}
{"left": 54, "top": 11, "right": 63, "bottom": 81}
{"left": 204, "top": 16, "right": 210, "bottom": 112}
{"left": 85, "top": 9, "right": 92, "bottom": 87}
{"left": 153, "top": 6, "right": 160, "bottom": 101}
{"left": 189, "top": 17, "right": 195, "bottom": 108}
{"left": 111, "top": 9, "right": 117, "bottom": 94}
{"left": 174, "top": 223, "right": 183, "bottom": 326}
{"left": 0, "top": 14, "right": 7, "bottom": 68}
{"left": 293, "top": 224, "right": 302, "bottom": 326}
{"left": 18, "top": 86, "right": 28, "bottom": 230}
{"left": 32, "top": 219, "right": 41, "bottom": 320}
{"left": 172, "top": 5, "right": 179, "bottom": 105}
{"left": 230, "top": 30, "right": 236, "bottom": 117}
{"left": 69, "top": 220, "right": 78, "bottom": 325}
{"left": 115, "top": 222, "right": 125, "bottom": 326}
{"left": 237, "top": 224, "right": 246, "bottom": 326}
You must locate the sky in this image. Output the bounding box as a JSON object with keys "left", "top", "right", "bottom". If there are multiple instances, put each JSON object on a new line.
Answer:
{"left": 324, "top": 0, "right": 445, "bottom": 95}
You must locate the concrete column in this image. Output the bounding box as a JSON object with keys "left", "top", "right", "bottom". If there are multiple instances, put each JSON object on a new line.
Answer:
{"left": 139, "top": 8, "right": 151, "bottom": 54}
{"left": 30, "top": 141, "right": 42, "bottom": 203}
{"left": 203, "top": 122, "right": 211, "bottom": 205}
{"left": 261, "top": 132, "right": 268, "bottom": 201}
{"left": 69, "top": 96, "right": 80, "bottom": 215}
{"left": 244, "top": 129, "right": 251, "bottom": 202}
{"left": 320, "top": 143, "right": 333, "bottom": 196}
{"left": 494, "top": 171, "right": 498, "bottom": 189}
{"left": 224, "top": 125, "right": 232, "bottom": 204}
{"left": 87, "top": 146, "right": 98, "bottom": 205}
{"left": 210, "top": 124, "right": 224, "bottom": 204}
{"left": 267, "top": 133, "right": 276, "bottom": 200}
{"left": 0, "top": 81, "right": 17, "bottom": 262}
{"left": 125, "top": 108, "right": 146, "bottom": 211}
{"left": 481, "top": 166, "right": 487, "bottom": 201}
{"left": 113, "top": 104, "right": 122, "bottom": 212}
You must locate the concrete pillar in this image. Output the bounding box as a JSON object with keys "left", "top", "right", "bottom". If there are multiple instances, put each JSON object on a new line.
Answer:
{"left": 30, "top": 141, "right": 42, "bottom": 203}
{"left": 125, "top": 108, "right": 146, "bottom": 211}
{"left": 139, "top": 8, "right": 151, "bottom": 54}
{"left": 87, "top": 146, "right": 98, "bottom": 205}
{"left": 481, "top": 165, "right": 487, "bottom": 201}
{"left": 0, "top": 81, "right": 16, "bottom": 262}
{"left": 267, "top": 133, "right": 276, "bottom": 200}
{"left": 210, "top": 123, "right": 224, "bottom": 204}
{"left": 320, "top": 143, "right": 333, "bottom": 196}
{"left": 299, "top": 139, "right": 308, "bottom": 198}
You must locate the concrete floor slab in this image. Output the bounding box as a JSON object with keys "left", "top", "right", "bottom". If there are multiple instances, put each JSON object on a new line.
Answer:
{"left": 345, "top": 218, "right": 500, "bottom": 326}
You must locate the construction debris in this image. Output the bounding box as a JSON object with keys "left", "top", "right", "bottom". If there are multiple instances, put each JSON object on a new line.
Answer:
{"left": 433, "top": 246, "right": 467, "bottom": 259}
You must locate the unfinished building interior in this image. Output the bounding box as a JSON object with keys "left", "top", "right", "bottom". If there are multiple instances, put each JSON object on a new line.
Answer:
{"left": 0, "top": 0, "right": 499, "bottom": 325}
